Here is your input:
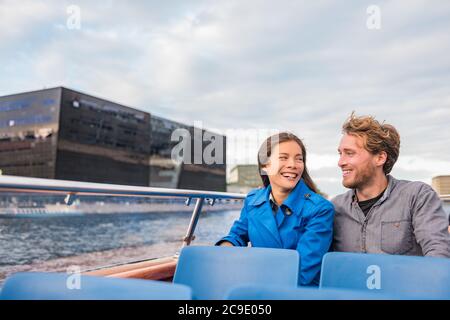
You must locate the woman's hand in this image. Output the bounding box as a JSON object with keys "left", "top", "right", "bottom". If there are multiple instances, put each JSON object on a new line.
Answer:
{"left": 219, "top": 241, "right": 234, "bottom": 247}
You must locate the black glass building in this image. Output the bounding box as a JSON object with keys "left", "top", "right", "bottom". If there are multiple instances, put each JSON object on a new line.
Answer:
{"left": 0, "top": 87, "right": 226, "bottom": 191}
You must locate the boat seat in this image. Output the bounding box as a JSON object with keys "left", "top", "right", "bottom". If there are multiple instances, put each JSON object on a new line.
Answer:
{"left": 320, "top": 252, "right": 450, "bottom": 299}
{"left": 173, "top": 246, "right": 299, "bottom": 300}
{"left": 226, "top": 284, "right": 397, "bottom": 300}
{"left": 0, "top": 272, "right": 192, "bottom": 300}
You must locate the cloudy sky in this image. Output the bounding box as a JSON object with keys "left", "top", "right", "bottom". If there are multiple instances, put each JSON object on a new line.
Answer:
{"left": 1, "top": 0, "right": 449, "bottom": 197}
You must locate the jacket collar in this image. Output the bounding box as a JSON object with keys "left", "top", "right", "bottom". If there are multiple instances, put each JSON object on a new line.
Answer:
{"left": 351, "top": 174, "right": 396, "bottom": 205}
{"left": 249, "top": 185, "right": 272, "bottom": 207}
{"left": 381, "top": 175, "right": 396, "bottom": 200}
{"left": 249, "top": 179, "right": 312, "bottom": 216}
{"left": 350, "top": 175, "right": 397, "bottom": 223}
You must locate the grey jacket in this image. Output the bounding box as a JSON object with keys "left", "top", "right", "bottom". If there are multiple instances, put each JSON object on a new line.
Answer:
{"left": 332, "top": 175, "right": 450, "bottom": 257}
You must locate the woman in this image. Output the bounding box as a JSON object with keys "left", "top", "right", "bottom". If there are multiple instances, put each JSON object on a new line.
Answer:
{"left": 217, "top": 132, "right": 334, "bottom": 286}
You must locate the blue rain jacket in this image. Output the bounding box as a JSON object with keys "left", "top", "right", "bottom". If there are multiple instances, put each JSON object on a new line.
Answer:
{"left": 217, "top": 179, "right": 334, "bottom": 286}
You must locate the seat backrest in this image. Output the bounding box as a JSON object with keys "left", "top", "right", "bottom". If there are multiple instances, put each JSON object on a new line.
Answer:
{"left": 226, "top": 284, "right": 397, "bottom": 300}
{"left": 320, "top": 252, "right": 450, "bottom": 299}
{"left": 173, "top": 246, "right": 299, "bottom": 300}
{"left": 0, "top": 272, "right": 192, "bottom": 300}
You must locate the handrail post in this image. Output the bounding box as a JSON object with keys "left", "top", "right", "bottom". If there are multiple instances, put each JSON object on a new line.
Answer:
{"left": 64, "top": 193, "right": 76, "bottom": 206}
{"left": 182, "top": 198, "right": 204, "bottom": 247}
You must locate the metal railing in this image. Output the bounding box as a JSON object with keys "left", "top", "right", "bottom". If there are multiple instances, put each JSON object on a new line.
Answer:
{"left": 1, "top": 175, "right": 447, "bottom": 246}
{"left": 0, "top": 175, "right": 246, "bottom": 247}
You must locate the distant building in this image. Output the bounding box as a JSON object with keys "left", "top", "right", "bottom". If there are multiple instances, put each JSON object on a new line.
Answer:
{"left": 0, "top": 87, "right": 226, "bottom": 191}
{"left": 227, "top": 164, "right": 261, "bottom": 194}
{"left": 432, "top": 175, "right": 450, "bottom": 196}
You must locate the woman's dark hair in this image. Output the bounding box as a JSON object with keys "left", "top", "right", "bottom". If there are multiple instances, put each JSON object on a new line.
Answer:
{"left": 257, "top": 132, "right": 318, "bottom": 193}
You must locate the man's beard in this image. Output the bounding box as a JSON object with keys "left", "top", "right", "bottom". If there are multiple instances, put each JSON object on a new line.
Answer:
{"left": 343, "top": 164, "right": 376, "bottom": 189}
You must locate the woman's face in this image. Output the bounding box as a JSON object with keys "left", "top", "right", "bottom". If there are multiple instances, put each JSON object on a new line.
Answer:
{"left": 263, "top": 140, "right": 304, "bottom": 192}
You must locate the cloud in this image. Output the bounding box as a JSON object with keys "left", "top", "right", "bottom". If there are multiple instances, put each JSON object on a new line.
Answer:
{"left": 0, "top": 0, "right": 59, "bottom": 42}
{"left": 1, "top": 0, "right": 449, "bottom": 195}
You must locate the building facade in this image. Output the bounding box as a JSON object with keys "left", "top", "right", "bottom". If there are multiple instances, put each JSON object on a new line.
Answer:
{"left": 227, "top": 164, "right": 261, "bottom": 193}
{"left": 432, "top": 175, "right": 450, "bottom": 196}
{"left": 0, "top": 87, "right": 226, "bottom": 191}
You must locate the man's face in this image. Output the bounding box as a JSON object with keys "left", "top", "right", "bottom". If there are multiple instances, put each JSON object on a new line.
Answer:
{"left": 337, "top": 134, "right": 379, "bottom": 189}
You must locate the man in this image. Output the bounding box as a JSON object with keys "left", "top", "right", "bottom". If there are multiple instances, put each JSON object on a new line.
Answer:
{"left": 332, "top": 113, "right": 450, "bottom": 257}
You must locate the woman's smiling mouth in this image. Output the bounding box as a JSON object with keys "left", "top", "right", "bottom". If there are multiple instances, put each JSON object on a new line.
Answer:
{"left": 281, "top": 172, "right": 298, "bottom": 180}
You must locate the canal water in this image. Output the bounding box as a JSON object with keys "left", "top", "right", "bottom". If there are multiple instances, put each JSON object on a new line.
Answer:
{"left": 0, "top": 208, "right": 241, "bottom": 286}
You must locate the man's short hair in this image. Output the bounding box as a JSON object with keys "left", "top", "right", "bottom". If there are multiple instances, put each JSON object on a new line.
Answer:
{"left": 342, "top": 112, "right": 400, "bottom": 174}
